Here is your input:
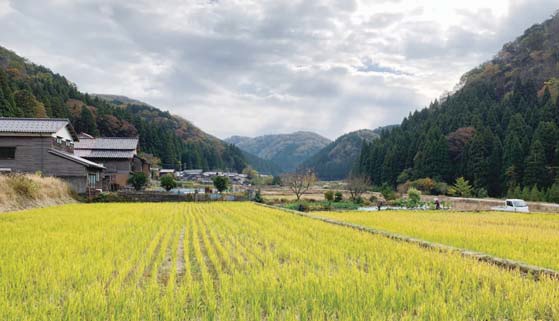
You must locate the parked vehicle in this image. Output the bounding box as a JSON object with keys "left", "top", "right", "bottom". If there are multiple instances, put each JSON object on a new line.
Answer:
{"left": 491, "top": 199, "right": 530, "bottom": 213}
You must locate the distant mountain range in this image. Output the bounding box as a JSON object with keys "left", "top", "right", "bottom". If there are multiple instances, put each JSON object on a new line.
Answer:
{"left": 226, "top": 131, "right": 331, "bottom": 172}
{"left": 300, "top": 129, "right": 380, "bottom": 180}
{"left": 298, "top": 126, "right": 397, "bottom": 180}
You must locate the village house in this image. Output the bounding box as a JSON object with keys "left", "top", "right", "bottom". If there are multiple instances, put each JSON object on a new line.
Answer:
{"left": 0, "top": 118, "right": 104, "bottom": 193}
{"left": 74, "top": 134, "right": 150, "bottom": 191}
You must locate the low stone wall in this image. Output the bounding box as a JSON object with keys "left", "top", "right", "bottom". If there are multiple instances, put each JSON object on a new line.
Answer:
{"left": 257, "top": 203, "right": 559, "bottom": 281}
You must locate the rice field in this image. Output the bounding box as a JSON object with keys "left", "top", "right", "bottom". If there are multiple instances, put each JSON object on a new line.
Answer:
{"left": 316, "top": 210, "right": 559, "bottom": 271}
{"left": 1, "top": 203, "right": 558, "bottom": 320}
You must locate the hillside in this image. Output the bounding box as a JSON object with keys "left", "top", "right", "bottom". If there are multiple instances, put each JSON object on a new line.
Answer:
{"left": 301, "top": 129, "right": 379, "bottom": 180}
{"left": 358, "top": 11, "right": 559, "bottom": 198}
{"left": 225, "top": 131, "right": 331, "bottom": 172}
{"left": 0, "top": 45, "right": 247, "bottom": 172}
{"left": 241, "top": 151, "right": 283, "bottom": 175}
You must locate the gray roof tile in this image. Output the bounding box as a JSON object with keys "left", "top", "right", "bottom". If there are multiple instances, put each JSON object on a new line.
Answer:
{"left": 0, "top": 118, "right": 70, "bottom": 134}
{"left": 48, "top": 149, "right": 105, "bottom": 169}
{"left": 74, "top": 149, "right": 136, "bottom": 159}
{"left": 74, "top": 137, "right": 139, "bottom": 150}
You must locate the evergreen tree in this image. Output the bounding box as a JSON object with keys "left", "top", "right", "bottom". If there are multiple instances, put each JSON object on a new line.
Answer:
{"left": 547, "top": 182, "right": 559, "bottom": 203}
{"left": 414, "top": 127, "right": 451, "bottom": 181}
{"left": 487, "top": 135, "right": 503, "bottom": 197}
{"left": 76, "top": 107, "right": 99, "bottom": 136}
{"left": 524, "top": 139, "right": 547, "bottom": 188}
{"left": 503, "top": 133, "right": 524, "bottom": 188}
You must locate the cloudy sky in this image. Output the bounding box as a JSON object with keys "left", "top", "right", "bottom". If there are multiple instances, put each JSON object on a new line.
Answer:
{"left": 0, "top": 0, "right": 557, "bottom": 139}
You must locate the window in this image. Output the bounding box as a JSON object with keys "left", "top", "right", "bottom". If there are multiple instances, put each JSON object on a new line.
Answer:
{"left": 506, "top": 201, "right": 513, "bottom": 207}
{"left": 88, "top": 173, "right": 97, "bottom": 187}
{"left": 0, "top": 147, "right": 16, "bottom": 160}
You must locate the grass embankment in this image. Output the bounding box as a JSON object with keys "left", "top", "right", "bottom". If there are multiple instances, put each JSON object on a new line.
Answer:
{"left": 0, "top": 174, "right": 75, "bottom": 213}
{"left": 1, "top": 203, "right": 558, "bottom": 320}
{"left": 317, "top": 210, "right": 559, "bottom": 271}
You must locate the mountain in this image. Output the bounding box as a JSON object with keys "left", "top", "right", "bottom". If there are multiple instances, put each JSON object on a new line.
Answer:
{"left": 358, "top": 11, "right": 559, "bottom": 198}
{"left": 241, "top": 151, "right": 283, "bottom": 176}
{"left": 301, "top": 129, "right": 380, "bottom": 181}
{"left": 0, "top": 45, "right": 247, "bottom": 172}
{"left": 91, "top": 94, "right": 154, "bottom": 108}
{"left": 224, "top": 135, "right": 252, "bottom": 146}
{"left": 226, "top": 131, "right": 331, "bottom": 172}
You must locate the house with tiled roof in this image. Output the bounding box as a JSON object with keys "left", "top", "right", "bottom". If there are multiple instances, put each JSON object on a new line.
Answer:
{"left": 75, "top": 134, "right": 150, "bottom": 190}
{"left": 0, "top": 118, "right": 104, "bottom": 193}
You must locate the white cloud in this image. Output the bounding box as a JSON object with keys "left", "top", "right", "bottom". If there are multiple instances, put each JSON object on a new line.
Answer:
{"left": 0, "top": 0, "right": 557, "bottom": 139}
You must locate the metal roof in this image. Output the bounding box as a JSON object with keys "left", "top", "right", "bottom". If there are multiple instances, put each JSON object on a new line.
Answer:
{"left": 48, "top": 149, "right": 105, "bottom": 169}
{"left": 74, "top": 137, "right": 139, "bottom": 150}
{"left": 74, "top": 149, "right": 136, "bottom": 159}
{"left": 0, "top": 118, "right": 78, "bottom": 139}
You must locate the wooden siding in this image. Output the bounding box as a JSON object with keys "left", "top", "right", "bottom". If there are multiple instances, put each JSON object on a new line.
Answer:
{"left": 0, "top": 136, "right": 101, "bottom": 193}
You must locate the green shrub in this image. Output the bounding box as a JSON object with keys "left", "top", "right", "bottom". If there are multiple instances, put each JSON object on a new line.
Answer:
{"left": 433, "top": 182, "right": 449, "bottom": 195}
{"left": 476, "top": 188, "right": 488, "bottom": 198}
{"left": 407, "top": 188, "right": 421, "bottom": 206}
{"left": 334, "top": 191, "right": 343, "bottom": 202}
{"left": 160, "top": 174, "right": 177, "bottom": 191}
{"left": 381, "top": 184, "right": 396, "bottom": 201}
{"left": 324, "top": 190, "right": 334, "bottom": 202}
{"left": 254, "top": 190, "right": 264, "bottom": 203}
{"left": 353, "top": 196, "right": 364, "bottom": 204}
{"left": 212, "top": 176, "right": 230, "bottom": 193}
{"left": 128, "top": 172, "right": 147, "bottom": 191}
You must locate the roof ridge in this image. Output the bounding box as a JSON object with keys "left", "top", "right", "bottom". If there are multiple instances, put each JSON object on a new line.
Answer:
{"left": 95, "top": 137, "right": 139, "bottom": 139}
{"left": 0, "top": 117, "right": 70, "bottom": 121}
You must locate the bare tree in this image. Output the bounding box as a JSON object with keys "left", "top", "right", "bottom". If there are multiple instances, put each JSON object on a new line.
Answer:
{"left": 281, "top": 170, "right": 317, "bottom": 201}
{"left": 346, "top": 174, "right": 370, "bottom": 201}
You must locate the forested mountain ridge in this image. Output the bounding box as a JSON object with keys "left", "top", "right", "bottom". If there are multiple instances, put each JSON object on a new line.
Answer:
{"left": 0, "top": 45, "right": 247, "bottom": 172}
{"left": 301, "top": 129, "right": 379, "bottom": 180}
{"left": 225, "top": 131, "right": 331, "bottom": 172}
{"left": 358, "top": 11, "right": 559, "bottom": 198}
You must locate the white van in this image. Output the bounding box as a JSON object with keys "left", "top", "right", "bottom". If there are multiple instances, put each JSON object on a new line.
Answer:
{"left": 491, "top": 199, "right": 530, "bottom": 213}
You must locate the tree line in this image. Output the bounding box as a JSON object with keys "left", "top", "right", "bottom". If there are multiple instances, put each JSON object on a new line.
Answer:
{"left": 358, "top": 78, "right": 559, "bottom": 202}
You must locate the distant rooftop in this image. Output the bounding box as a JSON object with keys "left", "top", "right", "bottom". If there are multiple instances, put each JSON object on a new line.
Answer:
{"left": 74, "top": 137, "right": 139, "bottom": 150}
{"left": 74, "top": 149, "right": 136, "bottom": 159}
{"left": 0, "top": 117, "right": 77, "bottom": 139}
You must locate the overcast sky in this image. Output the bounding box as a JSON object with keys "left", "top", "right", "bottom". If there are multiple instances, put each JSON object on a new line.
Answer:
{"left": 0, "top": 0, "right": 557, "bottom": 139}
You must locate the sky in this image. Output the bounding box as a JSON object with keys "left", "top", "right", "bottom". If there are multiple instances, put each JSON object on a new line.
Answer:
{"left": 0, "top": 0, "right": 557, "bottom": 139}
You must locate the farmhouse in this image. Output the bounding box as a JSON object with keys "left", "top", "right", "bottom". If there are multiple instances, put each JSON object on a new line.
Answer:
{"left": 0, "top": 118, "right": 104, "bottom": 193}
{"left": 74, "top": 134, "right": 150, "bottom": 191}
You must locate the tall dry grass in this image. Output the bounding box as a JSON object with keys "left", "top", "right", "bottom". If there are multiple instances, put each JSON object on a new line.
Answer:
{"left": 0, "top": 174, "right": 75, "bottom": 213}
